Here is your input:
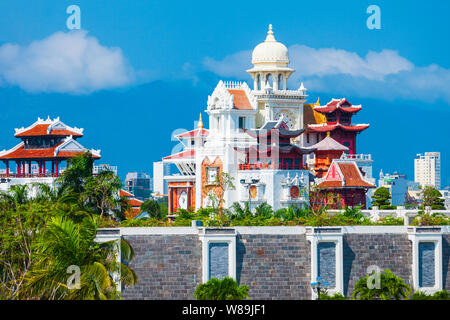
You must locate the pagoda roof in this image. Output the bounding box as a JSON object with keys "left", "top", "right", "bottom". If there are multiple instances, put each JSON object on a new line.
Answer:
{"left": 175, "top": 128, "right": 209, "bottom": 139}
{"left": 244, "top": 117, "right": 305, "bottom": 138}
{"left": 120, "top": 189, "right": 134, "bottom": 198}
{"left": 14, "top": 117, "right": 84, "bottom": 138}
{"left": 310, "top": 136, "right": 349, "bottom": 151}
{"left": 162, "top": 149, "right": 195, "bottom": 160}
{"left": 227, "top": 89, "right": 253, "bottom": 110}
{"left": 314, "top": 98, "right": 362, "bottom": 114}
{"left": 0, "top": 137, "right": 101, "bottom": 160}
{"left": 128, "top": 198, "right": 143, "bottom": 207}
{"left": 307, "top": 123, "right": 369, "bottom": 133}
{"left": 317, "top": 160, "right": 376, "bottom": 189}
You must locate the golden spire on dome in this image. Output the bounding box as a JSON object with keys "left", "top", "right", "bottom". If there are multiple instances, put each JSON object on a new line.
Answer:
{"left": 265, "top": 24, "right": 276, "bottom": 42}
{"left": 326, "top": 131, "right": 331, "bottom": 137}
{"left": 198, "top": 113, "right": 204, "bottom": 129}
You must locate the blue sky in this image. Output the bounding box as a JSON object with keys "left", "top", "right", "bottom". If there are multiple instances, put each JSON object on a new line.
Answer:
{"left": 0, "top": 0, "right": 448, "bottom": 187}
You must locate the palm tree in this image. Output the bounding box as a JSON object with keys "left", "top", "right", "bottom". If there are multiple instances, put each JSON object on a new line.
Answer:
{"left": 253, "top": 203, "right": 273, "bottom": 219}
{"left": 8, "top": 185, "right": 28, "bottom": 206}
{"left": 194, "top": 277, "right": 249, "bottom": 300}
{"left": 21, "top": 215, "right": 137, "bottom": 299}
{"left": 229, "top": 202, "right": 251, "bottom": 220}
{"left": 352, "top": 269, "right": 411, "bottom": 300}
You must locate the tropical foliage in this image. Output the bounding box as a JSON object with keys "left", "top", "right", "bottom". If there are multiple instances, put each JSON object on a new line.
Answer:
{"left": 0, "top": 153, "right": 137, "bottom": 300}
{"left": 194, "top": 277, "right": 249, "bottom": 300}
{"left": 352, "top": 269, "right": 411, "bottom": 300}
{"left": 421, "top": 186, "right": 446, "bottom": 210}
{"left": 409, "top": 290, "right": 450, "bottom": 300}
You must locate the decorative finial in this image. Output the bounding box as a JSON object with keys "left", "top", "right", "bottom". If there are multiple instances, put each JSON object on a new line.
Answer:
{"left": 326, "top": 131, "right": 331, "bottom": 137}
{"left": 315, "top": 98, "right": 320, "bottom": 106}
{"left": 265, "top": 24, "right": 276, "bottom": 42}
{"left": 198, "top": 113, "right": 204, "bottom": 129}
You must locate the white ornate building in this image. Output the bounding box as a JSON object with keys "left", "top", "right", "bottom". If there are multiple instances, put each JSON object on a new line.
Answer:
{"left": 161, "top": 25, "right": 374, "bottom": 213}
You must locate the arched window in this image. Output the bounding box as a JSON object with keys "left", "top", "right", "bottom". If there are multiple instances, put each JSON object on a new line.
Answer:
{"left": 256, "top": 74, "right": 261, "bottom": 90}
{"left": 278, "top": 74, "right": 284, "bottom": 89}
{"left": 265, "top": 74, "right": 273, "bottom": 88}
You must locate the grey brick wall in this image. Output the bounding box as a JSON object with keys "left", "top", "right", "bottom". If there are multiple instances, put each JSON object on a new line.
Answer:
{"left": 235, "top": 234, "right": 311, "bottom": 300}
{"left": 119, "top": 230, "right": 450, "bottom": 300}
{"left": 121, "top": 235, "right": 202, "bottom": 300}
{"left": 343, "top": 234, "right": 412, "bottom": 296}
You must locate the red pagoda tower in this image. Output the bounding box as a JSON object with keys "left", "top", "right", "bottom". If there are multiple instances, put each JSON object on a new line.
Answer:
{"left": 307, "top": 98, "right": 369, "bottom": 154}
{"left": 0, "top": 117, "right": 100, "bottom": 178}
{"left": 310, "top": 133, "right": 349, "bottom": 178}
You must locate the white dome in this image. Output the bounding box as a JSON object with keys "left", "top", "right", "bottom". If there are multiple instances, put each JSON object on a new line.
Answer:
{"left": 252, "top": 25, "right": 289, "bottom": 65}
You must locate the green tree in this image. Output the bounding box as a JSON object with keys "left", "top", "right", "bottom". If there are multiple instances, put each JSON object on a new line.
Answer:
{"left": 140, "top": 199, "right": 164, "bottom": 219}
{"left": 83, "top": 170, "right": 122, "bottom": 217}
{"left": 352, "top": 269, "right": 411, "bottom": 300}
{"left": 57, "top": 152, "right": 94, "bottom": 194}
{"left": 0, "top": 202, "right": 52, "bottom": 299}
{"left": 194, "top": 277, "right": 249, "bottom": 300}
{"left": 422, "top": 186, "right": 445, "bottom": 210}
{"left": 22, "top": 216, "right": 137, "bottom": 300}
{"left": 371, "top": 187, "right": 391, "bottom": 208}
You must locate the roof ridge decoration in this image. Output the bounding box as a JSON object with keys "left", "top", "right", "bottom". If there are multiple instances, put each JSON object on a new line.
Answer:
{"left": 207, "top": 80, "right": 256, "bottom": 111}
{"left": 47, "top": 119, "right": 84, "bottom": 135}
{"left": 14, "top": 116, "right": 84, "bottom": 136}
{"left": 54, "top": 136, "right": 101, "bottom": 158}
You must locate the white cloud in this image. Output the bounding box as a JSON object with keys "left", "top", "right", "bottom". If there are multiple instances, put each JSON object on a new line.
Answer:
{"left": 0, "top": 30, "right": 136, "bottom": 94}
{"left": 202, "top": 45, "right": 450, "bottom": 104}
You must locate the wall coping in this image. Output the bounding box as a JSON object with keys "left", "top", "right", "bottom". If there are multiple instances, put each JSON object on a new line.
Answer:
{"left": 108, "top": 225, "right": 450, "bottom": 236}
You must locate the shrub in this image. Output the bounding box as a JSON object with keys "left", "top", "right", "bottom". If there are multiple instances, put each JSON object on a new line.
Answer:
{"left": 194, "top": 277, "right": 249, "bottom": 300}
{"left": 411, "top": 212, "right": 450, "bottom": 226}
{"left": 410, "top": 290, "right": 450, "bottom": 300}
{"left": 352, "top": 269, "right": 411, "bottom": 300}
{"left": 376, "top": 215, "right": 404, "bottom": 225}
{"left": 320, "top": 292, "right": 347, "bottom": 300}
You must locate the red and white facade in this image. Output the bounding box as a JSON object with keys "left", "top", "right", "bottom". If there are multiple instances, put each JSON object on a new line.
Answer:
{"left": 0, "top": 117, "right": 101, "bottom": 194}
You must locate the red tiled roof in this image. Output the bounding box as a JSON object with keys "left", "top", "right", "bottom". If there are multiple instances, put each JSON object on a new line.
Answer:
{"left": 0, "top": 143, "right": 100, "bottom": 160}
{"left": 318, "top": 161, "right": 376, "bottom": 189}
{"left": 228, "top": 89, "right": 253, "bottom": 110}
{"left": 15, "top": 124, "right": 83, "bottom": 137}
{"left": 120, "top": 189, "right": 134, "bottom": 197}
{"left": 128, "top": 198, "right": 143, "bottom": 207}
{"left": 314, "top": 98, "right": 362, "bottom": 114}
{"left": 163, "top": 149, "right": 195, "bottom": 160}
{"left": 175, "top": 128, "right": 209, "bottom": 139}
{"left": 327, "top": 98, "right": 352, "bottom": 106}
{"left": 307, "top": 123, "right": 369, "bottom": 133}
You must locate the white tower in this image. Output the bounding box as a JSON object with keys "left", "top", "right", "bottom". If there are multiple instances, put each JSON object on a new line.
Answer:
{"left": 246, "top": 25, "right": 307, "bottom": 133}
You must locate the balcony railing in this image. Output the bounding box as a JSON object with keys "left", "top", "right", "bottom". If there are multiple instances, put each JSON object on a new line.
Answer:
{"left": 341, "top": 154, "right": 372, "bottom": 161}
{"left": 238, "top": 163, "right": 307, "bottom": 170}
{"left": 0, "top": 173, "right": 59, "bottom": 178}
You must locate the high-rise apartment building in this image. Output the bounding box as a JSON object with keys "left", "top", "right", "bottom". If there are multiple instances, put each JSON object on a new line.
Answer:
{"left": 414, "top": 152, "right": 441, "bottom": 189}
{"left": 125, "top": 172, "right": 152, "bottom": 201}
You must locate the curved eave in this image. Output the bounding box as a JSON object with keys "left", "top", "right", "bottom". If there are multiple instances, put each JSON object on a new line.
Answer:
{"left": 307, "top": 124, "right": 369, "bottom": 133}
{"left": 243, "top": 128, "right": 305, "bottom": 139}
{"left": 313, "top": 106, "right": 362, "bottom": 114}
